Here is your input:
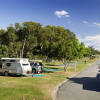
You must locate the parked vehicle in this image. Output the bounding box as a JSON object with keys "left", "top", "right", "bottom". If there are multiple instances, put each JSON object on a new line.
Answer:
{"left": 98, "top": 63, "right": 100, "bottom": 72}
{"left": 0, "top": 58, "right": 32, "bottom": 76}
{"left": 30, "top": 60, "right": 44, "bottom": 73}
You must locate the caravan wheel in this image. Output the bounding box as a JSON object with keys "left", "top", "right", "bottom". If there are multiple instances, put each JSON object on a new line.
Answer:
{"left": 4, "top": 72, "right": 8, "bottom": 76}
{"left": 32, "top": 69, "right": 36, "bottom": 73}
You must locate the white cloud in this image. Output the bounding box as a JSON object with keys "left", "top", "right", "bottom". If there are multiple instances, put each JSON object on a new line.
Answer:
{"left": 83, "top": 21, "right": 88, "bottom": 24}
{"left": 55, "top": 10, "right": 70, "bottom": 18}
{"left": 78, "top": 34, "right": 100, "bottom": 51}
{"left": 67, "top": 21, "right": 71, "bottom": 24}
{"left": 93, "top": 22, "right": 100, "bottom": 27}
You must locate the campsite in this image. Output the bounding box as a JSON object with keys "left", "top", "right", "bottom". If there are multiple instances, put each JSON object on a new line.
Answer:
{"left": 0, "top": 57, "right": 97, "bottom": 100}
{"left": 0, "top": 0, "right": 100, "bottom": 100}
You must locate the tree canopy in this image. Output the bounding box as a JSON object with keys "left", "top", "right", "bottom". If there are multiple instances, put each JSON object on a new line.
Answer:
{"left": 0, "top": 21, "right": 99, "bottom": 63}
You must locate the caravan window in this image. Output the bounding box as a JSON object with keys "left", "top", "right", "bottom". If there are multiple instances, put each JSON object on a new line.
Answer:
{"left": 0, "top": 63, "right": 2, "bottom": 68}
{"left": 2, "top": 60, "right": 6, "bottom": 62}
{"left": 10, "top": 60, "right": 16, "bottom": 62}
{"left": 39, "top": 63, "right": 42, "bottom": 66}
{"left": 30, "top": 62, "right": 34, "bottom": 66}
{"left": 22, "top": 64, "right": 29, "bottom": 66}
{"left": 6, "top": 63, "right": 11, "bottom": 67}
{"left": 34, "top": 63, "right": 39, "bottom": 66}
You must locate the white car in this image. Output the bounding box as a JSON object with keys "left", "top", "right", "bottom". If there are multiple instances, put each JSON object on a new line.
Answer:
{"left": 30, "top": 61, "right": 44, "bottom": 73}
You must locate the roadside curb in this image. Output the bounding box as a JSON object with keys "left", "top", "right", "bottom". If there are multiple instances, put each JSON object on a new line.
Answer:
{"left": 52, "top": 79, "right": 67, "bottom": 100}
{"left": 52, "top": 73, "right": 77, "bottom": 100}
{"left": 51, "top": 60, "right": 98, "bottom": 100}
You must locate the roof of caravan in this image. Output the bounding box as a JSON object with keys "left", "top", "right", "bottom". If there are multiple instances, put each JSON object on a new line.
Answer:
{"left": 1, "top": 58, "right": 29, "bottom": 60}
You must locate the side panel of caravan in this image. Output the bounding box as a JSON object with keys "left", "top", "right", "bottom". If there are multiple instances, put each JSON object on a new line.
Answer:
{"left": 0, "top": 58, "right": 32, "bottom": 76}
{"left": 0, "top": 62, "right": 22, "bottom": 75}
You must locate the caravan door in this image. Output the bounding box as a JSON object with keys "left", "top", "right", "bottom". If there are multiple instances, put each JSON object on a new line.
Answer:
{"left": 0, "top": 62, "right": 3, "bottom": 73}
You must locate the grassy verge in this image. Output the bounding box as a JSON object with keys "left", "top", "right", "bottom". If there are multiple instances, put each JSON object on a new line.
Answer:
{"left": 0, "top": 58, "right": 97, "bottom": 100}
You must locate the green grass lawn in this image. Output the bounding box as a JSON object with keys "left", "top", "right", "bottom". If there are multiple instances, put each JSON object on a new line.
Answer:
{"left": 0, "top": 58, "right": 97, "bottom": 100}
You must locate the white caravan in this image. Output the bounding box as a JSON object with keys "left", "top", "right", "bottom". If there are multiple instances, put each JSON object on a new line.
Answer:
{"left": 0, "top": 58, "right": 32, "bottom": 76}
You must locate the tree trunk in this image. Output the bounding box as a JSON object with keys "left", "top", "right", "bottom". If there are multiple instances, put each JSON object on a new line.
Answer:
{"left": 20, "top": 38, "right": 26, "bottom": 58}
{"left": 62, "top": 59, "right": 69, "bottom": 72}
{"left": 64, "top": 63, "right": 69, "bottom": 72}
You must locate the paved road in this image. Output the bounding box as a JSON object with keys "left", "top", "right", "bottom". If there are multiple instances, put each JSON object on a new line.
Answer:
{"left": 57, "top": 61, "right": 100, "bottom": 100}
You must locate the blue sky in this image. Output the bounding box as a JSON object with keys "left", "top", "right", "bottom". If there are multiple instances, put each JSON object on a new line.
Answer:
{"left": 0, "top": 0, "right": 100, "bottom": 50}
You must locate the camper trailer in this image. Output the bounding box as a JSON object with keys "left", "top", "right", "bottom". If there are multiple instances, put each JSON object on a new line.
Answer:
{"left": 0, "top": 58, "right": 32, "bottom": 76}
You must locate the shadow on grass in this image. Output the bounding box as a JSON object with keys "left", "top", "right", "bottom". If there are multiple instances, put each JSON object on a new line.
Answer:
{"left": 0, "top": 73, "right": 23, "bottom": 77}
{"left": 45, "top": 67, "right": 61, "bottom": 70}
{"left": 67, "top": 73, "right": 100, "bottom": 92}
{"left": 45, "top": 64, "right": 59, "bottom": 66}
{"left": 43, "top": 70, "right": 54, "bottom": 73}
{"left": 44, "top": 67, "right": 62, "bottom": 71}
{"left": 43, "top": 67, "right": 62, "bottom": 73}
{"left": 45, "top": 64, "right": 64, "bottom": 66}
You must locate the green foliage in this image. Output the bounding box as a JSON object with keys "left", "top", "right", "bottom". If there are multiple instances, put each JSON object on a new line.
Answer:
{"left": 0, "top": 45, "right": 8, "bottom": 59}
{"left": 0, "top": 21, "right": 99, "bottom": 61}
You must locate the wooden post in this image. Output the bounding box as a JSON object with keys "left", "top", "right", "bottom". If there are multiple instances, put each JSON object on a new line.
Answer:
{"left": 75, "top": 61, "right": 77, "bottom": 72}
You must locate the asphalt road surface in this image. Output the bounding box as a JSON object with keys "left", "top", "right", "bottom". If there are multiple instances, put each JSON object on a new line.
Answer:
{"left": 57, "top": 61, "right": 100, "bottom": 100}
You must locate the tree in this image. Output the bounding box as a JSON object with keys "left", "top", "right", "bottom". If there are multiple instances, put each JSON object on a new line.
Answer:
{"left": 54, "top": 27, "right": 79, "bottom": 71}
{"left": 19, "top": 22, "right": 41, "bottom": 58}
{"left": 0, "top": 21, "right": 99, "bottom": 64}
{"left": 78, "top": 42, "right": 86, "bottom": 59}
{"left": 0, "top": 45, "right": 8, "bottom": 59}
